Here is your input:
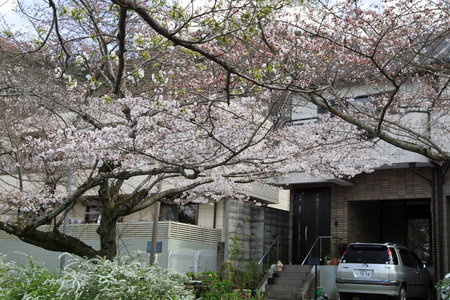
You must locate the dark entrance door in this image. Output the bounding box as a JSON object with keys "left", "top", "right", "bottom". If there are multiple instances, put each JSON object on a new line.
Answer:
{"left": 292, "top": 188, "right": 331, "bottom": 264}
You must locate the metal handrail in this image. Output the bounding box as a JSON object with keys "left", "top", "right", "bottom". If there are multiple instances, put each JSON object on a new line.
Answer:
{"left": 284, "top": 117, "right": 318, "bottom": 126}
{"left": 301, "top": 235, "right": 342, "bottom": 265}
{"left": 258, "top": 236, "right": 288, "bottom": 265}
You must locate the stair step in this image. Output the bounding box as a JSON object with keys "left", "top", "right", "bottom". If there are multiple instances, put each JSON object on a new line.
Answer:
{"left": 275, "top": 272, "right": 308, "bottom": 280}
{"left": 265, "top": 291, "right": 299, "bottom": 300}
{"left": 271, "top": 278, "right": 307, "bottom": 286}
{"left": 263, "top": 265, "right": 312, "bottom": 300}
{"left": 266, "top": 284, "right": 302, "bottom": 293}
{"left": 282, "top": 265, "right": 312, "bottom": 272}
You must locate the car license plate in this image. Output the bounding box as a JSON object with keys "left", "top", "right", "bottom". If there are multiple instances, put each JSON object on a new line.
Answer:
{"left": 355, "top": 270, "right": 373, "bottom": 278}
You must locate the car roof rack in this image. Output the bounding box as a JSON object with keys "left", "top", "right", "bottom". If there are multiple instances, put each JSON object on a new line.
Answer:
{"left": 351, "top": 242, "right": 407, "bottom": 248}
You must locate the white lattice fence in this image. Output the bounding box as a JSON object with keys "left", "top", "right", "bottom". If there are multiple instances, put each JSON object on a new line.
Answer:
{"left": 0, "top": 221, "right": 221, "bottom": 244}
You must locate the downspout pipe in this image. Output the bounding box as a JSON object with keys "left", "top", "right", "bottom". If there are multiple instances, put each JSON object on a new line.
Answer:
{"left": 213, "top": 201, "right": 217, "bottom": 229}
{"left": 434, "top": 162, "right": 449, "bottom": 279}
{"left": 438, "top": 165, "right": 444, "bottom": 279}
{"left": 409, "top": 163, "right": 437, "bottom": 279}
{"left": 224, "top": 199, "right": 230, "bottom": 261}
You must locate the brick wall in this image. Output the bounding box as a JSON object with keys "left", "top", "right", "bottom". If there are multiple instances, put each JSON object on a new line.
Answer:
{"left": 331, "top": 167, "right": 432, "bottom": 243}
{"left": 289, "top": 167, "right": 434, "bottom": 264}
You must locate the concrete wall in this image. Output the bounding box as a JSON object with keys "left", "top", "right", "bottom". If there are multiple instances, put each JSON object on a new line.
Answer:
{"left": 0, "top": 239, "right": 100, "bottom": 271}
{"left": 0, "top": 237, "right": 218, "bottom": 273}
{"left": 166, "top": 240, "right": 217, "bottom": 273}
{"left": 225, "top": 199, "right": 289, "bottom": 266}
{"left": 227, "top": 199, "right": 254, "bottom": 262}
{"left": 318, "top": 266, "right": 338, "bottom": 300}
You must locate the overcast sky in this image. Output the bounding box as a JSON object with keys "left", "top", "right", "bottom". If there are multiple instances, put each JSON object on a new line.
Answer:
{"left": 0, "top": 0, "right": 383, "bottom": 30}
{"left": 0, "top": 0, "right": 14, "bottom": 12}
{"left": 0, "top": 0, "right": 19, "bottom": 27}
{"left": 0, "top": 0, "right": 18, "bottom": 16}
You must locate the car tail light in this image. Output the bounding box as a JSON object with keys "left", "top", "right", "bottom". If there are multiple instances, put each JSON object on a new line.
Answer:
{"left": 387, "top": 248, "right": 394, "bottom": 264}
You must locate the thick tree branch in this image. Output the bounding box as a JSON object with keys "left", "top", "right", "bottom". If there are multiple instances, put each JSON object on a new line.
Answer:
{"left": 113, "top": 6, "right": 127, "bottom": 96}
{"left": 0, "top": 221, "right": 99, "bottom": 258}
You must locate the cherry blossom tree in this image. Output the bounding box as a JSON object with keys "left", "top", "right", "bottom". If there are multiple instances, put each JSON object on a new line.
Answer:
{"left": 102, "top": 0, "right": 450, "bottom": 161}
{"left": 0, "top": 0, "right": 377, "bottom": 259}
{"left": 281, "top": 0, "right": 450, "bottom": 162}
{"left": 1, "top": 0, "right": 447, "bottom": 259}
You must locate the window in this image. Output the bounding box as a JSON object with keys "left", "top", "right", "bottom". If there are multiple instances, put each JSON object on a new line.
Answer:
{"left": 317, "top": 95, "right": 371, "bottom": 115}
{"left": 317, "top": 98, "right": 339, "bottom": 115}
{"left": 399, "top": 249, "right": 423, "bottom": 269}
{"left": 160, "top": 203, "right": 198, "bottom": 225}
{"left": 342, "top": 245, "right": 397, "bottom": 264}
{"left": 352, "top": 95, "right": 370, "bottom": 107}
{"left": 85, "top": 205, "right": 101, "bottom": 224}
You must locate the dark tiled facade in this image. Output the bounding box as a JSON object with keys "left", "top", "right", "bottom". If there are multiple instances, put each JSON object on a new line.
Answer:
{"left": 289, "top": 166, "right": 450, "bottom": 280}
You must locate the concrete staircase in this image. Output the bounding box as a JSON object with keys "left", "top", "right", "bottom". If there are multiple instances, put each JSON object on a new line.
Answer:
{"left": 264, "top": 265, "right": 313, "bottom": 300}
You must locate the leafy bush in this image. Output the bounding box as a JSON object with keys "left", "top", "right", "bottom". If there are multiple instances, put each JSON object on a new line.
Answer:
{"left": 0, "top": 255, "right": 58, "bottom": 300}
{"left": 436, "top": 274, "right": 450, "bottom": 300}
{"left": 225, "top": 233, "right": 265, "bottom": 290}
{"left": 195, "top": 270, "right": 264, "bottom": 300}
{"left": 0, "top": 253, "right": 195, "bottom": 300}
{"left": 192, "top": 229, "right": 266, "bottom": 299}
{"left": 199, "top": 272, "right": 235, "bottom": 299}
{"left": 221, "top": 260, "right": 264, "bottom": 290}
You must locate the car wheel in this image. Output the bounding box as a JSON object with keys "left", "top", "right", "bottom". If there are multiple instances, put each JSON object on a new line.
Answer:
{"left": 339, "top": 292, "right": 352, "bottom": 300}
{"left": 396, "top": 286, "right": 407, "bottom": 300}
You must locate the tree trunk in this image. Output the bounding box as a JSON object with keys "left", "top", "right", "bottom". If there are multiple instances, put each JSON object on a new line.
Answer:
{"left": 97, "top": 212, "right": 117, "bottom": 260}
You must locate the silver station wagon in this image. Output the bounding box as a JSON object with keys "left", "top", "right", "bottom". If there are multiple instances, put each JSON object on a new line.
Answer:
{"left": 336, "top": 243, "right": 434, "bottom": 300}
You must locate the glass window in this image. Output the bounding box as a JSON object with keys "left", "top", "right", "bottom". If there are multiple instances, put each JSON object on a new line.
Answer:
{"left": 409, "top": 251, "right": 424, "bottom": 269}
{"left": 399, "top": 249, "right": 420, "bottom": 268}
{"left": 85, "top": 206, "right": 101, "bottom": 224}
{"left": 160, "top": 204, "right": 197, "bottom": 225}
{"left": 160, "top": 205, "right": 178, "bottom": 222}
{"left": 352, "top": 95, "right": 370, "bottom": 107}
{"left": 179, "top": 204, "right": 197, "bottom": 224}
{"left": 317, "top": 99, "right": 338, "bottom": 115}
{"left": 342, "top": 245, "right": 395, "bottom": 264}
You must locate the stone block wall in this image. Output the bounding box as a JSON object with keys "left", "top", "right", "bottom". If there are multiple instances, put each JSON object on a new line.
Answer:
{"left": 225, "top": 199, "right": 289, "bottom": 266}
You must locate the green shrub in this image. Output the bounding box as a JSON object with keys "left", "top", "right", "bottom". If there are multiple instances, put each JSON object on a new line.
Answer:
{"left": 0, "top": 253, "right": 195, "bottom": 300}
{"left": 436, "top": 275, "right": 450, "bottom": 300}
{"left": 59, "top": 254, "right": 194, "bottom": 300}
{"left": 200, "top": 272, "right": 235, "bottom": 299}
{"left": 195, "top": 270, "right": 264, "bottom": 300}
{"left": 0, "top": 255, "right": 59, "bottom": 300}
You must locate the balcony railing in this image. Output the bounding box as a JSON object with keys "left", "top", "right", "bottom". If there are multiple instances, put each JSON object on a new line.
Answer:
{"left": 0, "top": 221, "right": 222, "bottom": 245}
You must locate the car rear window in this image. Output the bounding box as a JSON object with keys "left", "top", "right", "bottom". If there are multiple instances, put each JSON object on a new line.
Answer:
{"left": 341, "top": 245, "right": 398, "bottom": 264}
